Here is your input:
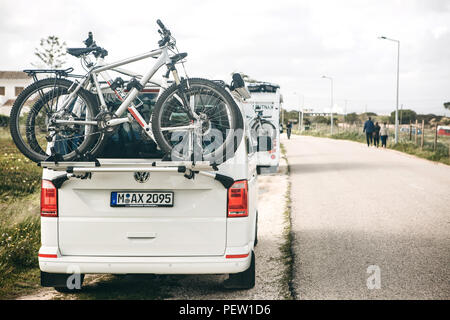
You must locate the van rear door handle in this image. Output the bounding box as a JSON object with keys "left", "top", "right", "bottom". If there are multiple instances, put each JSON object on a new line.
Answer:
{"left": 126, "top": 232, "right": 157, "bottom": 239}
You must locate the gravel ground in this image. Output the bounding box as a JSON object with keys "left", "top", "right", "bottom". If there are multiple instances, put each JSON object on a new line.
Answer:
{"left": 165, "top": 158, "right": 290, "bottom": 300}
{"left": 17, "top": 157, "right": 290, "bottom": 300}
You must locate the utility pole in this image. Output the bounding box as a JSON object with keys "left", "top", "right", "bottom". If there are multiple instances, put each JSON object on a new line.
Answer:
{"left": 400, "top": 104, "right": 403, "bottom": 125}
{"left": 294, "top": 92, "right": 305, "bottom": 132}
{"left": 300, "top": 95, "right": 304, "bottom": 132}
{"left": 322, "top": 76, "right": 334, "bottom": 135}
{"left": 344, "top": 99, "right": 348, "bottom": 129}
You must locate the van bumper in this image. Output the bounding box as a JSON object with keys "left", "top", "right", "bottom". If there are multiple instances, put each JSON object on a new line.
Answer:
{"left": 39, "top": 247, "right": 252, "bottom": 275}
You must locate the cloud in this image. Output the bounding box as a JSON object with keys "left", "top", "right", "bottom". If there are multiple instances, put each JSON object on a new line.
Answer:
{"left": 0, "top": 0, "right": 449, "bottom": 115}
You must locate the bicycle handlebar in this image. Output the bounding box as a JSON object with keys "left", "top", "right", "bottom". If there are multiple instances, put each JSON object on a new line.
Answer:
{"left": 157, "top": 19, "right": 167, "bottom": 32}
{"left": 156, "top": 19, "right": 173, "bottom": 47}
{"left": 80, "top": 32, "right": 108, "bottom": 58}
{"left": 84, "top": 32, "right": 95, "bottom": 47}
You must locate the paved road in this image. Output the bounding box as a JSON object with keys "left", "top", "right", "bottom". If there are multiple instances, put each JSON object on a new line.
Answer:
{"left": 284, "top": 135, "right": 450, "bottom": 299}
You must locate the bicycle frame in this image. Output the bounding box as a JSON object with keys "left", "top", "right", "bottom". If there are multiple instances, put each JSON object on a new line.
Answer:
{"left": 54, "top": 45, "right": 188, "bottom": 141}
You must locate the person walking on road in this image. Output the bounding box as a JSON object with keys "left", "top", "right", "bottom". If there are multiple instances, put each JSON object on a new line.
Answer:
{"left": 363, "top": 117, "right": 375, "bottom": 147}
{"left": 373, "top": 122, "right": 381, "bottom": 148}
{"left": 380, "top": 122, "right": 389, "bottom": 148}
{"left": 287, "top": 121, "right": 292, "bottom": 140}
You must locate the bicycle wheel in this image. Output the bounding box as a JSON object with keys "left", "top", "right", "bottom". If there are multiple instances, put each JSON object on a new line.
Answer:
{"left": 152, "top": 78, "right": 243, "bottom": 163}
{"left": 10, "top": 78, "right": 101, "bottom": 163}
{"left": 252, "top": 119, "right": 276, "bottom": 142}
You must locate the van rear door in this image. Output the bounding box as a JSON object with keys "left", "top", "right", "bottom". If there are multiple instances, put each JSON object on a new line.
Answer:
{"left": 53, "top": 89, "right": 228, "bottom": 257}
{"left": 56, "top": 163, "right": 227, "bottom": 257}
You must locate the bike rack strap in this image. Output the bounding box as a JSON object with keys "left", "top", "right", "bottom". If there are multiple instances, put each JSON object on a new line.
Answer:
{"left": 40, "top": 160, "right": 230, "bottom": 188}
{"left": 40, "top": 160, "right": 216, "bottom": 171}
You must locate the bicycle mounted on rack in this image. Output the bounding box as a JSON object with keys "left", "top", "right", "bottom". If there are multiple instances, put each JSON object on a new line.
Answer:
{"left": 9, "top": 19, "right": 248, "bottom": 166}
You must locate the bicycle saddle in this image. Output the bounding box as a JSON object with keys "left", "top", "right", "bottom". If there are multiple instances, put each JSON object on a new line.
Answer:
{"left": 67, "top": 47, "right": 96, "bottom": 57}
{"left": 170, "top": 52, "right": 187, "bottom": 63}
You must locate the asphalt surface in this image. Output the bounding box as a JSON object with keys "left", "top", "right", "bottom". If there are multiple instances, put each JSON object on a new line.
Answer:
{"left": 283, "top": 134, "right": 450, "bottom": 299}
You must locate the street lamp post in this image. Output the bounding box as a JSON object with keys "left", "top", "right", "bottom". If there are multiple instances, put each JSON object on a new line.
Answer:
{"left": 293, "top": 92, "right": 305, "bottom": 132}
{"left": 322, "top": 75, "right": 334, "bottom": 135}
{"left": 379, "top": 36, "right": 400, "bottom": 144}
{"left": 300, "top": 95, "right": 304, "bottom": 132}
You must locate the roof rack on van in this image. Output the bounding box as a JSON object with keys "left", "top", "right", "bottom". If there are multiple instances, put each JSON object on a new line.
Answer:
{"left": 247, "top": 82, "right": 280, "bottom": 93}
{"left": 40, "top": 160, "right": 235, "bottom": 189}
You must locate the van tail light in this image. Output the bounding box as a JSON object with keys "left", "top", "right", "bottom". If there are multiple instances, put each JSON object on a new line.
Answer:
{"left": 41, "top": 180, "right": 58, "bottom": 217}
{"left": 227, "top": 180, "right": 248, "bottom": 217}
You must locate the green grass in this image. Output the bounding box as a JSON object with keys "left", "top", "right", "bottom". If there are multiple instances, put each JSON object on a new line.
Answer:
{"left": 0, "top": 129, "right": 41, "bottom": 202}
{"left": 0, "top": 127, "right": 42, "bottom": 299}
{"left": 0, "top": 215, "right": 41, "bottom": 299}
{"left": 298, "top": 127, "right": 450, "bottom": 166}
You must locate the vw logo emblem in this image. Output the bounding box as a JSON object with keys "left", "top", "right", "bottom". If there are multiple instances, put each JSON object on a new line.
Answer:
{"left": 134, "top": 171, "right": 150, "bottom": 183}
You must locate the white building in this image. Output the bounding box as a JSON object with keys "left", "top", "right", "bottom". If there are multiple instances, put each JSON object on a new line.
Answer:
{"left": 0, "top": 71, "right": 32, "bottom": 115}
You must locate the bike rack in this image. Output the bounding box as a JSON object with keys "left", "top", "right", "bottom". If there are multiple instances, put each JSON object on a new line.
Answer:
{"left": 40, "top": 160, "right": 234, "bottom": 189}
{"left": 23, "top": 68, "right": 84, "bottom": 83}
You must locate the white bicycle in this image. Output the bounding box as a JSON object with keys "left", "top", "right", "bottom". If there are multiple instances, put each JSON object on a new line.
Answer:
{"left": 10, "top": 20, "right": 243, "bottom": 164}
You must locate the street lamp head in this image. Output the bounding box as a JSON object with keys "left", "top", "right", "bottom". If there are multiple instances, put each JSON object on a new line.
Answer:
{"left": 378, "top": 36, "right": 387, "bottom": 39}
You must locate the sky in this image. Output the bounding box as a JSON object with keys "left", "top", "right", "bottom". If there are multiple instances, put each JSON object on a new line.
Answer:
{"left": 0, "top": 0, "right": 449, "bottom": 115}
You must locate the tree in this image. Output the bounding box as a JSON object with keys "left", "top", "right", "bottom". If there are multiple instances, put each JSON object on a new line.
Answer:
{"left": 281, "top": 110, "right": 300, "bottom": 125}
{"left": 417, "top": 114, "right": 442, "bottom": 125}
{"left": 391, "top": 109, "right": 416, "bottom": 124}
{"left": 444, "top": 102, "right": 450, "bottom": 110}
{"left": 345, "top": 112, "right": 359, "bottom": 124}
{"left": 312, "top": 115, "right": 329, "bottom": 124}
{"left": 33, "top": 36, "right": 67, "bottom": 69}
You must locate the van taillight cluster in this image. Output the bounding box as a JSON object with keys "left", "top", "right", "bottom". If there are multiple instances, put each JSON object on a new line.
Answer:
{"left": 227, "top": 180, "right": 248, "bottom": 217}
{"left": 41, "top": 180, "right": 58, "bottom": 217}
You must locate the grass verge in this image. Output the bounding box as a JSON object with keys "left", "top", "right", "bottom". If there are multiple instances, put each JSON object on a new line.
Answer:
{"left": 0, "top": 128, "right": 42, "bottom": 299}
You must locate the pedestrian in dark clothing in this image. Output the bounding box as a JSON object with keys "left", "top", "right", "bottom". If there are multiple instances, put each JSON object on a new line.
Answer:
{"left": 286, "top": 121, "right": 292, "bottom": 139}
{"left": 363, "top": 117, "right": 375, "bottom": 147}
{"left": 373, "top": 122, "right": 381, "bottom": 148}
{"left": 380, "top": 123, "right": 389, "bottom": 148}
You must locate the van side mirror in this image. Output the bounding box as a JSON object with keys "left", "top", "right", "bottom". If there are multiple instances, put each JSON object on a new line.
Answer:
{"left": 257, "top": 136, "right": 272, "bottom": 152}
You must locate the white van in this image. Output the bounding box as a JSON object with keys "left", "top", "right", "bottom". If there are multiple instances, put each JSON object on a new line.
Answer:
{"left": 38, "top": 84, "right": 261, "bottom": 290}
{"left": 243, "top": 82, "right": 282, "bottom": 174}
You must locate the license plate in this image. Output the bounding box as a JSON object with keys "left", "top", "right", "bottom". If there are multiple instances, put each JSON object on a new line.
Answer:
{"left": 110, "top": 191, "right": 174, "bottom": 207}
